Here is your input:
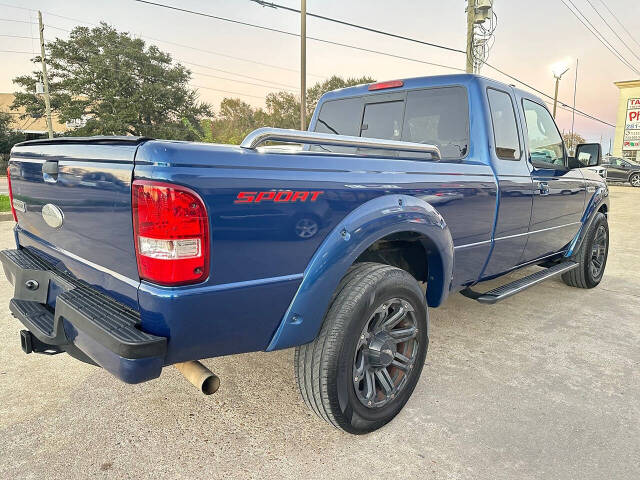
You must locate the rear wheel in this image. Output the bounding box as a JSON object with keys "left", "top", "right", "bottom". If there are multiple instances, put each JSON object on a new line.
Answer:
{"left": 294, "top": 263, "right": 428, "bottom": 434}
{"left": 562, "top": 212, "right": 608, "bottom": 288}
{"left": 630, "top": 173, "right": 640, "bottom": 187}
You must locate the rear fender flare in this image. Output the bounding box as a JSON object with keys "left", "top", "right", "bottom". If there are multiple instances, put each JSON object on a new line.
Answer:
{"left": 266, "top": 194, "right": 454, "bottom": 351}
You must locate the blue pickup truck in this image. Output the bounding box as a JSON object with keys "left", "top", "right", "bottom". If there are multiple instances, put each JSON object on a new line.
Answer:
{"left": 2, "top": 74, "right": 609, "bottom": 434}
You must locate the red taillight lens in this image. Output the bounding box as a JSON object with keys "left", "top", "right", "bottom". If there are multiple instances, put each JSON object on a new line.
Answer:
{"left": 368, "top": 80, "right": 404, "bottom": 91}
{"left": 7, "top": 166, "right": 17, "bottom": 222}
{"left": 132, "top": 180, "right": 210, "bottom": 286}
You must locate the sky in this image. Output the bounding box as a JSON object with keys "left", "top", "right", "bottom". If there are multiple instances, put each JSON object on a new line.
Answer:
{"left": 1, "top": 0, "right": 640, "bottom": 149}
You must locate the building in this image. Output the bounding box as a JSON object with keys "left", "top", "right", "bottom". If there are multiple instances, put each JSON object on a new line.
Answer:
{"left": 0, "top": 93, "right": 69, "bottom": 139}
{"left": 613, "top": 80, "right": 640, "bottom": 162}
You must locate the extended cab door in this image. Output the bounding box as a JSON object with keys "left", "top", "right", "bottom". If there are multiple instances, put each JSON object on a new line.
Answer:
{"left": 519, "top": 98, "right": 585, "bottom": 262}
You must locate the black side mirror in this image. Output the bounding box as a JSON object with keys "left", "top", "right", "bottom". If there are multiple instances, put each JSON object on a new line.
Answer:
{"left": 574, "top": 143, "right": 602, "bottom": 167}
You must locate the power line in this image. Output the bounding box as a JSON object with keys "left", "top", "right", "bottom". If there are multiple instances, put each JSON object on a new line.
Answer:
{"left": 557, "top": 0, "right": 640, "bottom": 75}
{"left": 584, "top": 0, "right": 640, "bottom": 65}
{"left": 598, "top": 0, "right": 640, "bottom": 51}
{"left": 1, "top": 2, "right": 616, "bottom": 127}
{"left": 483, "top": 61, "right": 615, "bottom": 127}
{"left": 248, "top": 0, "right": 465, "bottom": 54}
{"left": 0, "top": 34, "right": 33, "bottom": 39}
{"left": 190, "top": 70, "right": 297, "bottom": 92}
{"left": 243, "top": 0, "right": 615, "bottom": 127}
{"left": 132, "top": 0, "right": 465, "bottom": 72}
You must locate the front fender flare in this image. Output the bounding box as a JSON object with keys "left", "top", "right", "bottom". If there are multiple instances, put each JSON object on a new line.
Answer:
{"left": 566, "top": 184, "right": 609, "bottom": 257}
{"left": 266, "top": 194, "right": 454, "bottom": 351}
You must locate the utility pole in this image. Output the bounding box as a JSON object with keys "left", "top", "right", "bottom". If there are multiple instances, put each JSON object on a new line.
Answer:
{"left": 570, "top": 58, "right": 578, "bottom": 149}
{"left": 38, "top": 11, "right": 53, "bottom": 139}
{"left": 300, "top": 0, "right": 306, "bottom": 130}
{"left": 466, "top": 0, "right": 475, "bottom": 73}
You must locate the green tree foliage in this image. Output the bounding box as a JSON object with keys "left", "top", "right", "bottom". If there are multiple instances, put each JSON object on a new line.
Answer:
{"left": 209, "top": 75, "right": 375, "bottom": 144}
{"left": 0, "top": 112, "right": 26, "bottom": 155}
{"left": 12, "top": 23, "right": 211, "bottom": 140}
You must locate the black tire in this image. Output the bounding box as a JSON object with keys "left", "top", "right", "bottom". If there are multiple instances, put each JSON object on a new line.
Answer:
{"left": 562, "top": 212, "right": 609, "bottom": 288}
{"left": 630, "top": 173, "right": 640, "bottom": 188}
{"left": 294, "top": 262, "right": 428, "bottom": 434}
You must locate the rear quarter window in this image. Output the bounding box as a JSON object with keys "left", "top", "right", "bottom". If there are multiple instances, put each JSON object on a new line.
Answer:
{"left": 402, "top": 86, "right": 469, "bottom": 160}
{"left": 313, "top": 86, "right": 469, "bottom": 161}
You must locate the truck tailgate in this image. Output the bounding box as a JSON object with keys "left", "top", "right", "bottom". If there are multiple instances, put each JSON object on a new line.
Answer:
{"left": 8, "top": 137, "right": 147, "bottom": 309}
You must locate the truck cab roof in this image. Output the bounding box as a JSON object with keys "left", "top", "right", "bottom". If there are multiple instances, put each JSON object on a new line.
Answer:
{"left": 318, "top": 73, "right": 544, "bottom": 107}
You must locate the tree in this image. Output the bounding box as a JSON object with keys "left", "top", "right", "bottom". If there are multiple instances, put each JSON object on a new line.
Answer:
{"left": 562, "top": 132, "right": 586, "bottom": 153}
{"left": 210, "top": 98, "right": 268, "bottom": 145}
{"left": 305, "top": 75, "right": 375, "bottom": 119}
{"left": 12, "top": 23, "right": 211, "bottom": 140}
{"left": 0, "top": 112, "right": 26, "bottom": 156}
{"left": 210, "top": 75, "right": 375, "bottom": 144}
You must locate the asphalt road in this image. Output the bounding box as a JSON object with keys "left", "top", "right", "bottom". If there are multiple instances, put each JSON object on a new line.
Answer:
{"left": 0, "top": 186, "right": 638, "bottom": 480}
{"left": 0, "top": 176, "right": 7, "bottom": 195}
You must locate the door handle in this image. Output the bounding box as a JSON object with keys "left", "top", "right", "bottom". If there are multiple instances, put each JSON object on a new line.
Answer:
{"left": 538, "top": 181, "right": 550, "bottom": 196}
{"left": 42, "top": 160, "right": 58, "bottom": 183}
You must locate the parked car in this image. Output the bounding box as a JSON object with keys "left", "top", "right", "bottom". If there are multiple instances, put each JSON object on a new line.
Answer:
{"left": 2, "top": 74, "right": 609, "bottom": 434}
{"left": 601, "top": 156, "right": 640, "bottom": 187}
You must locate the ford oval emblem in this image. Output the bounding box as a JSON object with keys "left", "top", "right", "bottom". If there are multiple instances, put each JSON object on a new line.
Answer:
{"left": 42, "top": 204, "right": 64, "bottom": 229}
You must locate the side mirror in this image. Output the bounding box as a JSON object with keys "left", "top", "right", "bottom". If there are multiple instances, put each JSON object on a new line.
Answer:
{"left": 574, "top": 143, "right": 602, "bottom": 167}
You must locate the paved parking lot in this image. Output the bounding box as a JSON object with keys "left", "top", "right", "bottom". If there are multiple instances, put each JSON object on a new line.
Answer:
{"left": 0, "top": 186, "right": 638, "bottom": 480}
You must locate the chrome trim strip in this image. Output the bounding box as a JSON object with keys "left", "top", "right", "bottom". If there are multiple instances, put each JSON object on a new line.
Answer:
{"left": 240, "top": 127, "right": 442, "bottom": 160}
{"left": 494, "top": 222, "right": 582, "bottom": 242}
{"left": 55, "top": 246, "right": 141, "bottom": 287}
{"left": 454, "top": 222, "right": 582, "bottom": 250}
{"left": 17, "top": 227, "right": 140, "bottom": 287}
{"left": 454, "top": 239, "right": 492, "bottom": 250}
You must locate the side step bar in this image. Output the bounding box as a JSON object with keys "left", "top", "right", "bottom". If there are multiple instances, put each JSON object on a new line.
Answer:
{"left": 461, "top": 261, "right": 579, "bottom": 304}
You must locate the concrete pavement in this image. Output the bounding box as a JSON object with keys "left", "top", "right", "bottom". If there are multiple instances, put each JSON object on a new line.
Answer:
{"left": 0, "top": 186, "right": 638, "bottom": 480}
{"left": 0, "top": 176, "right": 7, "bottom": 195}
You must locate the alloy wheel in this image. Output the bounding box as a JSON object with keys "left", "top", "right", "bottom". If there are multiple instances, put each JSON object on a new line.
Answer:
{"left": 353, "top": 298, "right": 419, "bottom": 408}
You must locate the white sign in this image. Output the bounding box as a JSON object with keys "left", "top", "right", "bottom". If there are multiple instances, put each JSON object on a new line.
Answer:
{"left": 624, "top": 97, "right": 640, "bottom": 151}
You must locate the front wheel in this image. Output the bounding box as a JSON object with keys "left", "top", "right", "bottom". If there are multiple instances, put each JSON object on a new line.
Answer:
{"left": 562, "top": 212, "right": 609, "bottom": 288}
{"left": 294, "top": 263, "right": 428, "bottom": 434}
{"left": 630, "top": 173, "right": 640, "bottom": 187}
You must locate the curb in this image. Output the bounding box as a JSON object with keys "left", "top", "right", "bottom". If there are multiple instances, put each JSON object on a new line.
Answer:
{"left": 0, "top": 212, "right": 14, "bottom": 222}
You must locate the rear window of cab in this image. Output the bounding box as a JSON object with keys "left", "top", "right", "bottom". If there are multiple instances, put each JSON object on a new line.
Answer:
{"left": 314, "top": 86, "right": 469, "bottom": 160}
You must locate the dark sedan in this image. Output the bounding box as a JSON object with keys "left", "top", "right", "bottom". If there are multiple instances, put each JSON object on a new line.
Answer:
{"left": 602, "top": 156, "right": 640, "bottom": 187}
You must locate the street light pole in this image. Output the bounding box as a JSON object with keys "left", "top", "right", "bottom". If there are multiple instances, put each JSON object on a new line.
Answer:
{"left": 570, "top": 58, "right": 578, "bottom": 149}
{"left": 300, "top": 0, "right": 306, "bottom": 130}
{"left": 553, "top": 76, "right": 560, "bottom": 119}
{"left": 551, "top": 63, "right": 569, "bottom": 119}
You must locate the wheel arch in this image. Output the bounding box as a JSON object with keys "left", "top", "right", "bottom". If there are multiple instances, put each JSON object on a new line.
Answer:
{"left": 566, "top": 184, "right": 609, "bottom": 257}
{"left": 266, "top": 194, "right": 454, "bottom": 351}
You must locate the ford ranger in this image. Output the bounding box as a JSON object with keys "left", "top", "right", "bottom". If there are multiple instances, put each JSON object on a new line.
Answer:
{"left": 1, "top": 74, "right": 609, "bottom": 434}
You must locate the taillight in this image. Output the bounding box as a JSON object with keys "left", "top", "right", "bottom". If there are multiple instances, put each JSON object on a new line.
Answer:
{"left": 132, "top": 180, "right": 210, "bottom": 286}
{"left": 7, "top": 166, "right": 17, "bottom": 222}
{"left": 368, "top": 80, "right": 404, "bottom": 91}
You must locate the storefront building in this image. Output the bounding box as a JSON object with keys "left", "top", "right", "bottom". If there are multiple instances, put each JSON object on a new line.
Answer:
{"left": 613, "top": 79, "right": 640, "bottom": 162}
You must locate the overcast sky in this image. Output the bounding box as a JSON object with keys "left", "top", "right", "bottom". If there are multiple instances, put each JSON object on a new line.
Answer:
{"left": 2, "top": 0, "right": 640, "bottom": 147}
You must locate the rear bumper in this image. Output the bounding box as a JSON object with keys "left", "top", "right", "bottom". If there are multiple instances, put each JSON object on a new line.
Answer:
{"left": 0, "top": 248, "right": 167, "bottom": 383}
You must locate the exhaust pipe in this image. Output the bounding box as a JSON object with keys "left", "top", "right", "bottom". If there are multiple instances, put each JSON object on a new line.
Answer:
{"left": 175, "top": 361, "right": 220, "bottom": 395}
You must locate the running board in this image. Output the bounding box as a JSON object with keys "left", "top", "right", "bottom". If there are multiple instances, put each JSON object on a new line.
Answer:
{"left": 461, "top": 261, "right": 579, "bottom": 304}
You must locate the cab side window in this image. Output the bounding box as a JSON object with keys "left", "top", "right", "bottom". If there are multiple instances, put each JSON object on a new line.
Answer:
{"left": 522, "top": 99, "right": 566, "bottom": 168}
{"left": 487, "top": 88, "right": 521, "bottom": 160}
{"left": 402, "top": 86, "right": 469, "bottom": 160}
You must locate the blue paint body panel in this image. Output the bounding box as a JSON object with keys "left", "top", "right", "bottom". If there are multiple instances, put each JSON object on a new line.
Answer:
{"left": 5, "top": 74, "right": 609, "bottom": 384}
